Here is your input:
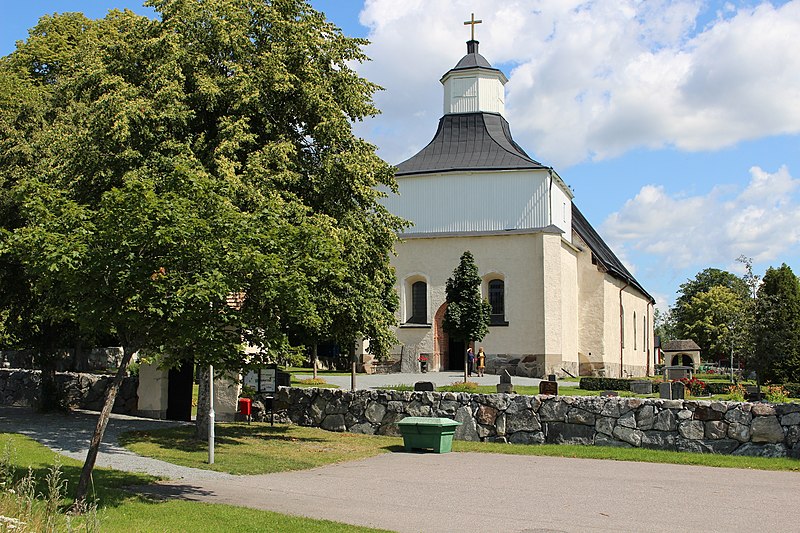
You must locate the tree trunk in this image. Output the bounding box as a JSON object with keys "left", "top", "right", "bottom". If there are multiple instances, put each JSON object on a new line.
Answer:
{"left": 74, "top": 345, "right": 136, "bottom": 506}
{"left": 38, "top": 360, "right": 60, "bottom": 413}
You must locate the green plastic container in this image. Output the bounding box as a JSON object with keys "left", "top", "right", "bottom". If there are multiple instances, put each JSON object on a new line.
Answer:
{"left": 396, "top": 416, "right": 462, "bottom": 453}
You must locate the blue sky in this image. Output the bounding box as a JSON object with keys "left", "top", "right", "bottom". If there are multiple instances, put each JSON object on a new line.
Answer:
{"left": 3, "top": 1, "right": 800, "bottom": 309}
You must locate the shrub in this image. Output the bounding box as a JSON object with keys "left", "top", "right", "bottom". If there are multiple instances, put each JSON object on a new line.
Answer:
{"left": 680, "top": 377, "right": 707, "bottom": 396}
{"left": 765, "top": 385, "right": 790, "bottom": 403}
{"left": 441, "top": 381, "right": 479, "bottom": 393}
{"left": 727, "top": 384, "right": 746, "bottom": 402}
{"left": 705, "top": 382, "right": 732, "bottom": 395}
{"left": 783, "top": 383, "right": 800, "bottom": 398}
{"left": 579, "top": 378, "right": 634, "bottom": 391}
{"left": 298, "top": 378, "right": 327, "bottom": 386}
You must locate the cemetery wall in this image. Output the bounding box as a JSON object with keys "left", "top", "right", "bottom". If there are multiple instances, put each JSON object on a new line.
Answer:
{"left": 275, "top": 387, "right": 800, "bottom": 458}
{"left": 0, "top": 368, "right": 138, "bottom": 415}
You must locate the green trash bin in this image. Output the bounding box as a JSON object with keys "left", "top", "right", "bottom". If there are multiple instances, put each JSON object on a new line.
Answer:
{"left": 396, "top": 417, "right": 462, "bottom": 453}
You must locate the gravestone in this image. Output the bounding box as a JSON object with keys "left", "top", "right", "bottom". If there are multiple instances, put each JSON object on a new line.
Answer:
{"left": 630, "top": 380, "right": 652, "bottom": 395}
{"left": 413, "top": 381, "right": 435, "bottom": 392}
{"left": 659, "top": 381, "right": 685, "bottom": 399}
{"left": 664, "top": 365, "right": 692, "bottom": 381}
{"left": 497, "top": 369, "right": 513, "bottom": 394}
{"left": 539, "top": 380, "right": 558, "bottom": 395}
{"left": 401, "top": 344, "right": 419, "bottom": 373}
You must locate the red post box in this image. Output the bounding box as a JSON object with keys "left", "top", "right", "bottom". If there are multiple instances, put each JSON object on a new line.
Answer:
{"left": 238, "top": 397, "right": 252, "bottom": 423}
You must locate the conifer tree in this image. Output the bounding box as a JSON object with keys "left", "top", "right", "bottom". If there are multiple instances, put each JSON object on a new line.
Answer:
{"left": 754, "top": 264, "right": 800, "bottom": 383}
{"left": 442, "top": 251, "right": 491, "bottom": 382}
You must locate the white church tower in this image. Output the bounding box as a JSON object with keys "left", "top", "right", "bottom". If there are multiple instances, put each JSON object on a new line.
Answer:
{"left": 384, "top": 20, "right": 655, "bottom": 378}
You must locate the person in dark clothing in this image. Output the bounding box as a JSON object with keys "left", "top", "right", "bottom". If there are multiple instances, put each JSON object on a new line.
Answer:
{"left": 467, "top": 347, "right": 475, "bottom": 377}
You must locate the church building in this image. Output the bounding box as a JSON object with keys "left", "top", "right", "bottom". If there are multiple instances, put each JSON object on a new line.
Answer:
{"left": 382, "top": 30, "right": 656, "bottom": 378}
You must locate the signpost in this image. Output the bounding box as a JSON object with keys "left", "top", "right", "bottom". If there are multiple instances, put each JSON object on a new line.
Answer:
{"left": 243, "top": 364, "right": 279, "bottom": 425}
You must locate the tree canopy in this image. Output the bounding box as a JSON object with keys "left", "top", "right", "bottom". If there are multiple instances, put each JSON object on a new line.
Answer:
{"left": 0, "top": 0, "right": 404, "bottom": 501}
{"left": 754, "top": 264, "right": 800, "bottom": 383}
{"left": 671, "top": 267, "right": 749, "bottom": 361}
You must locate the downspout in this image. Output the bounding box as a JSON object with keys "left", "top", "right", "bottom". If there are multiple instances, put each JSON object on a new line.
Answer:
{"left": 619, "top": 281, "right": 629, "bottom": 378}
{"left": 646, "top": 302, "right": 651, "bottom": 376}
{"left": 548, "top": 168, "right": 554, "bottom": 226}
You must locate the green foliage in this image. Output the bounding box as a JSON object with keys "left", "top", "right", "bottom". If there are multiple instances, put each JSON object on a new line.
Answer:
{"left": 442, "top": 251, "right": 491, "bottom": 344}
{"left": 754, "top": 264, "right": 800, "bottom": 383}
{"left": 671, "top": 268, "right": 749, "bottom": 361}
{"left": 783, "top": 383, "right": 800, "bottom": 398}
{"left": 727, "top": 383, "right": 746, "bottom": 402}
{"left": 579, "top": 377, "right": 638, "bottom": 391}
{"left": 0, "top": 1, "right": 404, "bottom": 374}
{"left": 764, "top": 384, "right": 790, "bottom": 403}
{"left": 680, "top": 285, "right": 745, "bottom": 361}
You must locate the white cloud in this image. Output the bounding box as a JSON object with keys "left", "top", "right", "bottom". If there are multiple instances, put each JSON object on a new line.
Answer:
{"left": 356, "top": 1, "right": 800, "bottom": 167}
{"left": 601, "top": 165, "right": 800, "bottom": 268}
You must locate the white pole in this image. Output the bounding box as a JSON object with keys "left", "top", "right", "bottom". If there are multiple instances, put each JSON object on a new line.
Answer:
{"left": 208, "top": 364, "right": 215, "bottom": 464}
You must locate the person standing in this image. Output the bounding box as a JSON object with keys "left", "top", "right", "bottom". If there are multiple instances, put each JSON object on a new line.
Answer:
{"left": 477, "top": 347, "right": 486, "bottom": 377}
{"left": 466, "top": 347, "right": 475, "bottom": 377}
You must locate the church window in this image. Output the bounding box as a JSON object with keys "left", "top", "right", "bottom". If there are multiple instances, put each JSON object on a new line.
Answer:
{"left": 409, "top": 281, "right": 427, "bottom": 324}
{"left": 488, "top": 279, "right": 506, "bottom": 325}
{"left": 633, "top": 312, "right": 637, "bottom": 350}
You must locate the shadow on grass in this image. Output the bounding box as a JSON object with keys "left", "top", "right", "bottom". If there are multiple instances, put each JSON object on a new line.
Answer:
{"left": 118, "top": 424, "right": 333, "bottom": 451}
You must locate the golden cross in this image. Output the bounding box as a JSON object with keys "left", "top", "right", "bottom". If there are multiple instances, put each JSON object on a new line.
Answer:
{"left": 464, "top": 13, "right": 482, "bottom": 41}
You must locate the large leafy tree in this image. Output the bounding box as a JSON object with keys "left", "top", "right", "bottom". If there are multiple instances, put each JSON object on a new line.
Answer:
{"left": 0, "top": 0, "right": 403, "bottom": 503}
{"left": 753, "top": 264, "right": 800, "bottom": 383}
{"left": 680, "top": 285, "right": 745, "bottom": 363}
{"left": 442, "top": 251, "right": 491, "bottom": 382}
{"left": 672, "top": 268, "right": 749, "bottom": 358}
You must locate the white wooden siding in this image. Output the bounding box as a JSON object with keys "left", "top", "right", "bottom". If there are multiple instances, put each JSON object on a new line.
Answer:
{"left": 550, "top": 179, "right": 572, "bottom": 241}
{"left": 383, "top": 170, "right": 551, "bottom": 233}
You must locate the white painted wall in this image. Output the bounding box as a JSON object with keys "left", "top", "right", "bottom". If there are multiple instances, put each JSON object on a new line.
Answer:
{"left": 383, "top": 170, "right": 551, "bottom": 234}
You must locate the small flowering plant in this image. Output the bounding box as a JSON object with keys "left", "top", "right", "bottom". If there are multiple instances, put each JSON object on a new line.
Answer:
{"left": 679, "top": 377, "right": 707, "bottom": 396}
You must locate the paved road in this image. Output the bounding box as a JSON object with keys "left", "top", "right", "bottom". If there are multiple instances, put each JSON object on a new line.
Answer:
{"left": 0, "top": 406, "right": 234, "bottom": 482}
{"left": 4, "top": 405, "right": 800, "bottom": 532}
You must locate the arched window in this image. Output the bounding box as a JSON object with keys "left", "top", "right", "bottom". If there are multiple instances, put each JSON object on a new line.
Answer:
{"left": 633, "top": 312, "right": 637, "bottom": 350}
{"left": 408, "top": 281, "right": 427, "bottom": 324}
{"left": 488, "top": 279, "right": 505, "bottom": 325}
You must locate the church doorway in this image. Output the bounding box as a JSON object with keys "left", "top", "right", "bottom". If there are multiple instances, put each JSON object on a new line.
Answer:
{"left": 447, "top": 339, "right": 465, "bottom": 371}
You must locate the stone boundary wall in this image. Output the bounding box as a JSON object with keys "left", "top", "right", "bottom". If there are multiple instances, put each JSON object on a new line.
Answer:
{"left": 275, "top": 387, "right": 800, "bottom": 459}
{"left": 0, "top": 369, "right": 138, "bottom": 415}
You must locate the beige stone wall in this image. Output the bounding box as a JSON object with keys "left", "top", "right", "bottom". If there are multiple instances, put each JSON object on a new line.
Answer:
{"left": 392, "top": 232, "right": 548, "bottom": 370}
{"left": 137, "top": 362, "right": 169, "bottom": 419}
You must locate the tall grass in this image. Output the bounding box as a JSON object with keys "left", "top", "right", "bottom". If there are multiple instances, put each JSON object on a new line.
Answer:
{"left": 0, "top": 441, "right": 99, "bottom": 532}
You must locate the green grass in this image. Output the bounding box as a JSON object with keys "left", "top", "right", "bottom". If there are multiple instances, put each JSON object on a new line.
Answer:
{"left": 118, "top": 423, "right": 400, "bottom": 474}
{"left": 291, "top": 376, "right": 339, "bottom": 389}
{"left": 99, "top": 500, "right": 390, "bottom": 532}
{"left": 117, "top": 421, "right": 800, "bottom": 474}
{"left": 450, "top": 440, "right": 800, "bottom": 471}
{"left": 0, "top": 433, "right": 389, "bottom": 532}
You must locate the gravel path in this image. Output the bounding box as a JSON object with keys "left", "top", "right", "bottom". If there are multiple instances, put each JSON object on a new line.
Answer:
{"left": 0, "top": 406, "right": 234, "bottom": 482}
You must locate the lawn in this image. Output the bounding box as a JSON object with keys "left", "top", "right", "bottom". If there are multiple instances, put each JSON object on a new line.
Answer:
{"left": 117, "top": 422, "right": 800, "bottom": 474}
{"left": 0, "top": 433, "right": 389, "bottom": 533}
{"left": 118, "top": 424, "right": 400, "bottom": 475}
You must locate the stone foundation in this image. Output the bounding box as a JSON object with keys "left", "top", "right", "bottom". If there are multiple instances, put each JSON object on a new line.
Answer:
{"left": 275, "top": 387, "right": 800, "bottom": 458}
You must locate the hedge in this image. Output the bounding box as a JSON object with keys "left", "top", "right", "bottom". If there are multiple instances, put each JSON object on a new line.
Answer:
{"left": 579, "top": 377, "right": 639, "bottom": 391}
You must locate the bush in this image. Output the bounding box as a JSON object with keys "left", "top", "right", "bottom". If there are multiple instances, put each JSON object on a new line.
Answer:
{"left": 727, "top": 384, "right": 746, "bottom": 402}
{"left": 680, "top": 377, "right": 706, "bottom": 396}
{"left": 783, "top": 383, "right": 800, "bottom": 398}
{"left": 579, "top": 378, "right": 635, "bottom": 391}
{"left": 765, "top": 385, "right": 790, "bottom": 403}
{"left": 705, "top": 382, "right": 731, "bottom": 395}
{"left": 440, "top": 381, "right": 479, "bottom": 393}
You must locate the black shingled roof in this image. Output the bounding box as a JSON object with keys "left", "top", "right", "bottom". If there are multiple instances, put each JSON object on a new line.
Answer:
{"left": 395, "top": 112, "right": 547, "bottom": 176}
{"left": 572, "top": 203, "right": 654, "bottom": 302}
